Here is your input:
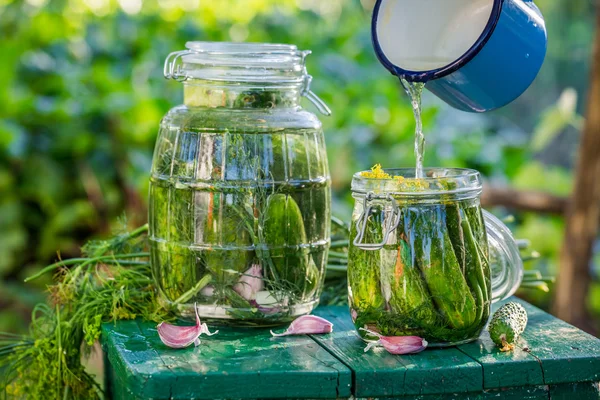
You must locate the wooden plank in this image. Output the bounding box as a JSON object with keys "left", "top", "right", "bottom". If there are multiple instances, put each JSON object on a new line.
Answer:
{"left": 457, "top": 299, "right": 545, "bottom": 389}
{"left": 458, "top": 297, "right": 600, "bottom": 389}
{"left": 311, "top": 306, "right": 483, "bottom": 398}
{"left": 104, "top": 319, "right": 352, "bottom": 399}
{"left": 102, "top": 299, "right": 600, "bottom": 399}
{"left": 549, "top": 381, "right": 600, "bottom": 400}
{"left": 512, "top": 299, "right": 600, "bottom": 385}
{"left": 101, "top": 320, "right": 176, "bottom": 399}
{"left": 373, "top": 383, "right": 600, "bottom": 400}
{"left": 373, "top": 385, "right": 550, "bottom": 400}
{"left": 108, "top": 362, "right": 144, "bottom": 400}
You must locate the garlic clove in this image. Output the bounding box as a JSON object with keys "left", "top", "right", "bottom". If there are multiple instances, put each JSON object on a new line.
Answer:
{"left": 270, "top": 315, "right": 333, "bottom": 337}
{"left": 233, "top": 264, "right": 264, "bottom": 300}
{"left": 360, "top": 327, "right": 427, "bottom": 355}
{"left": 157, "top": 303, "right": 218, "bottom": 349}
{"left": 200, "top": 285, "right": 215, "bottom": 297}
{"left": 379, "top": 335, "right": 427, "bottom": 354}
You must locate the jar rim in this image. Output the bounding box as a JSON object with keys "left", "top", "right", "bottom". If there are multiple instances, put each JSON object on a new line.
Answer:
{"left": 351, "top": 167, "right": 482, "bottom": 196}
{"left": 164, "top": 41, "right": 310, "bottom": 83}
{"left": 185, "top": 41, "right": 303, "bottom": 56}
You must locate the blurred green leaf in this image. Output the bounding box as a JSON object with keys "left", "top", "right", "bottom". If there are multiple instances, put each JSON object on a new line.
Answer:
{"left": 38, "top": 200, "right": 98, "bottom": 259}
{"left": 512, "top": 161, "right": 573, "bottom": 196}
{"left": 531, "top": 88, "right": 584, "bottom": 152}
{"left": 0, "top": 0, "right": 596, "bottom": 332}
{"left": 0, "top": 199, "right": 27, "bottom": 276}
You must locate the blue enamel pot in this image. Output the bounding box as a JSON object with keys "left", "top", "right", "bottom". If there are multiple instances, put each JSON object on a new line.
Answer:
{"left": 372, "top": 0, "right": 547, "bottom": 112}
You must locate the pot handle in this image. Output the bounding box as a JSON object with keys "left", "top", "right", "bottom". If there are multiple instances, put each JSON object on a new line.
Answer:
{"left": 484, "top": 210, "right": 524, "bottom": 302}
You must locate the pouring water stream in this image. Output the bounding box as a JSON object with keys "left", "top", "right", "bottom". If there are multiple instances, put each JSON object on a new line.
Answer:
{"left": 400, "top": 78, "right": 426, "bottom": 179}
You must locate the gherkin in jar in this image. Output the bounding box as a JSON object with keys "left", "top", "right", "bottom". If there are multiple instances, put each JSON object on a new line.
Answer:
{"left": 348, "top": 167, "right": 494, "bottom": 345}
{"left": 149, "top": 42, "right": 331, "bottom": 326}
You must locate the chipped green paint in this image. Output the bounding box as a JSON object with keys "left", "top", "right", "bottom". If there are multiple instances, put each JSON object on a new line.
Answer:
{"left": 102, "top": 297, "right": 600, "bottom": 399}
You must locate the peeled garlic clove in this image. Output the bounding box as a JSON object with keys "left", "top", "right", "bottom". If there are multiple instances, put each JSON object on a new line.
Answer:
{"left": 270, "top": 315, "right": 333, "bottom": 337}
{"left": 200, "top": 285, "right": 215, "bottom": 297}
{"left": 157, "top": 304, "right": 218, "bottom": 349}
{"left": 360, "top": 328, "right": 427, "bottom": 355}
{"left": 379, "top": 335, "right": 427, "bottom": 354}
{"left": 233, "top": 264, "right": 264, "bottom": 300}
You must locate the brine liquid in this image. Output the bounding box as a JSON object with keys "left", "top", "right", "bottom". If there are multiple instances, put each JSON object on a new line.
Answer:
{"left": 149, "top": 128, "right": 331, "bottom": 325}
{"left": 348, "top": 198, "right": 492, "bottom": 345}
{"left": 400, "top": 78, "right": 426, "bottom": 179}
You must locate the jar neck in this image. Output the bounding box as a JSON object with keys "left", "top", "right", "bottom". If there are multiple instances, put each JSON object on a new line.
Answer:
{"left": 351, "top": 168, "right": 483, "bottom": 203}
{"left": 352, "top": 189, "right": 482, "bottom": 205}
{"left": 183, "top": 80, "right": 303, "bottom": 109}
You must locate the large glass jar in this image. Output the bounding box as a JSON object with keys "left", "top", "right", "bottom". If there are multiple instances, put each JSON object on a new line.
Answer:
{"left": 149, "top": 42, "right": 331, "bottom": 326}
{"left": 348, "top": 168, "right": 522, "bottom": 346}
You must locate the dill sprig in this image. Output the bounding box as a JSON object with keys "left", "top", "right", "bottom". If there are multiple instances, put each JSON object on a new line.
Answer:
{"left": 0, "top": 223, "right": 175, "bottom": 399}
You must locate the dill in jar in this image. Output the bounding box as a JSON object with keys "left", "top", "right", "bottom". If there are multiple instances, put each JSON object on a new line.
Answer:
{"left": 149, "top": 88, "right": 331, "bottom": 325}
{"left": 349, "top": 166, "right": 491, "bottom": 344}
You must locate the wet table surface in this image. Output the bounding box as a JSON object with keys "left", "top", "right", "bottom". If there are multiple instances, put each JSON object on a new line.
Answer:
{"left": 101, "top": 297, "right": 600, "bottom": 399}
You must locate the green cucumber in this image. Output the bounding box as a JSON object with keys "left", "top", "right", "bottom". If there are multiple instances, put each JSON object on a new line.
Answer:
{"left": 408, "top": 205, "right": 476, "bottom": 329}
{"left": 347, "top": 208, "right": 385, "bottom": 312}
{"left": 462, "top": 205, "right": 491, "bottom": 322}
{"left": 464, "top": 206, "right": 489, "bottom": 259}
{"left": 262, "top": 193, "right": 310, "bottom": 296}
{"left": 387, "top": 235, "right": 438, "bottom": 329}
{"left": 460, "top": 212, "right": 490, "bottom": 324}
{"left": 488, "top": 302, "right": 528, "bottom": 351}
{"left": 445, "top": 203, "right": 466, "bottom": 275}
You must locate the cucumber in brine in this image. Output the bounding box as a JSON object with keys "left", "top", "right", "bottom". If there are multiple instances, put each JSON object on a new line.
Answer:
{"left": 387, "top": 233, "right": 438, "bottom": 330}
{"left": 445, "top": 203, "right": 490, "bottom": 328}
{"left": 347, "top": 208, "right": 385, "bottom": 313}
{"left": 460, "top": 213, "right": 489, "bottom": 326}
{"left": 407, "top": 205, "right": 477, "bottom": 329}
{"left": 262, "top": 193, "right": 311, "bottom": 297}
{"left": 445, "top": 203, "right": 466, "bottom": 275}
{"left": 463, "top": 205, "right": 492, "bottom": 313}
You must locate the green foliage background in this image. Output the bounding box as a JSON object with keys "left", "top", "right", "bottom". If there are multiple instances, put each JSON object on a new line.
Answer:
{"left": 0, "top": 0, "right": 598, "bottom": 331}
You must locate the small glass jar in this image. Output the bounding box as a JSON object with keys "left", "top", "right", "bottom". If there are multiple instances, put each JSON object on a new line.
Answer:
{"left": 348, "top": 168, "right": 522, "bottom": 346}
{"left": 149, "top": 42, "right": 331, "bottom": 326}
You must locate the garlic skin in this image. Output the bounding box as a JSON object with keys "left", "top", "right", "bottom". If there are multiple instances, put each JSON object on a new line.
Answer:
{"left": 350, "top": 308, "right": 358, "bottom": 323}
{"left": 249, "top": 300, "right": 281, "bottom": 315}
{"left": 270, "top": 315, "right": 333, "bottom": 337}
{"left": 157, "top": 304, "right": 218, "bottom": 349}
{"left": 233, "top": 264, "right": 264, "bottom": 300}
{"left": 360, "top": 328, "right": 427, "bottom": 355}
{"left": 200, "top": 285, "right": 215, "bottom": 297}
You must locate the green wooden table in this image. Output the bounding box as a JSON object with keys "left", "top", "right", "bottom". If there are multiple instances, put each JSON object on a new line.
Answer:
{"left": 101, "top": 298, "right": 600, "bottom": 399}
